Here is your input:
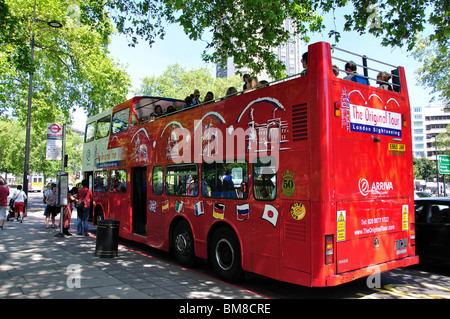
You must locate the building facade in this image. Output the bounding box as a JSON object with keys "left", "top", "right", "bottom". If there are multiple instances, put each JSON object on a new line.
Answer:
{"left": 412, "top": 105, "right": 450, "bottom": 159}
{"left": 216, "top": 19, "right": 303, "bottom": 81}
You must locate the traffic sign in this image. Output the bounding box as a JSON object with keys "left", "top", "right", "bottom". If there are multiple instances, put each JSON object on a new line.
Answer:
{"left": 438, "top": 155, "right": 450, "bottom": 174}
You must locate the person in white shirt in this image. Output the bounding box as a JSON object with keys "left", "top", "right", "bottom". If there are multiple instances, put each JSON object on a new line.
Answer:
{"left": 11, "top": 185, "right": 27, "bottom": 222}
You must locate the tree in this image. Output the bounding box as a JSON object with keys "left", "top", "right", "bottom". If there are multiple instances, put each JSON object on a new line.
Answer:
{"left": 0, "top": 0, "right": 132, "bottom": 125}
{"left": 0, "top": 119, "right": 83, "bottom": 181}
{"left": 412, "top": 37, "right": 450, "bottom": 106}
{"left": 413, "top": 156, "right": 435, "bottom": 181}
{"left": 136, "top": 64, "right": 242, "bottom": 100}
{"left": 95, "top": 0, "right": 449, "bottom": 79}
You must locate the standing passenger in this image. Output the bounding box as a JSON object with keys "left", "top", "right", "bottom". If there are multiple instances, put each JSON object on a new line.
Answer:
{"left": 77, "top": 179, "right": 93, "bottom": 236}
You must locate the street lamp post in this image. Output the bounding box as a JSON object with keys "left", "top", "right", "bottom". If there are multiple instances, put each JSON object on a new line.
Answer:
{"left": 23, "top": 2, "right": 62, "bottom": 216}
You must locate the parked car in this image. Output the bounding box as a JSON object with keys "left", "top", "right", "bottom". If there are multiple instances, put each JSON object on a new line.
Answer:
{"left": 414, "top": 191, "right": 432, "bottom": 199}
{"left": 414, "top": 198, "right": 450, "bottom": 266}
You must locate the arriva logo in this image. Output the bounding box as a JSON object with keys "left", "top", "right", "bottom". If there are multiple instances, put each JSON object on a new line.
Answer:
{"left": 358, "top": 178, "right": 393, "bottom": 196}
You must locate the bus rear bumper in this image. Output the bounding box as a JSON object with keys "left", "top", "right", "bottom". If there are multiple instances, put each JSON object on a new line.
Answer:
{"left": 326, "top": 255, "right": 419, "bottom": 286}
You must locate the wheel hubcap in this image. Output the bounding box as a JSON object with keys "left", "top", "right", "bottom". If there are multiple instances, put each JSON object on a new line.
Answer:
{"left": 215, "top": 238, "right": 234, "bottom": 271}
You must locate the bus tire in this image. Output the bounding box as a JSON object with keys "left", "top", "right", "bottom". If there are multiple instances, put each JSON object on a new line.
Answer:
{"left": 209, "top": 227, "right": 243, "bottom": 282}
{"left": 173, "top": 220, "right": 196, "bottom": 267}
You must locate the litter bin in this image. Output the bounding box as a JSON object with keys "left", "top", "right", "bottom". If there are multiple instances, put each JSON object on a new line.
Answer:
{"left": 95, "top": 220, "right": 120, "bottom": 258}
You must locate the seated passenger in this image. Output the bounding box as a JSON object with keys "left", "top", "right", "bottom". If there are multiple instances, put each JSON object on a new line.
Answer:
{"left": 204, "top": 91, "right": 214, "bottom": 103}
{"left": 184, "top": 96, "right": 194, "bottom": 108}
{"left": 166, "top": 105, "right": 176, "bottom": 114}
{"left": 332, "top": 64, "right": 339, "bottom": 76}
{"left": 151, "top": 105, "right": 163, "bottom": 117}
{"left": 192, "top": 89, "right": 201, "bottom": 105}
{"left": 377, "top": 72, "right": 393, "bottom": 91}
{"left": 343, "top": 61, "right": 358, "bottom": 80}
{"left": 243, "top": 74, "right": 250, "bottom": 90}
{"left": 300, "top": 52, "right": 308, "bottom": 76}
{"left": 259, "top": 80, "right": 269, "bottom": 87}
{"left": 245, "top": 76, "right": 259, "bottom": 92}
{"left": 226, "top": 86, "right": 238, "bottom": 97}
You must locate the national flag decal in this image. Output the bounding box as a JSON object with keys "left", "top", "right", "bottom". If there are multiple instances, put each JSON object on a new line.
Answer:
{"left": 213, "top": 202, "right": 225, "bottom": 219}
{"left": 261, "top": 204, "right": 279, "bottom": 227}
{"left": 194, "top": 201, "right": 204, "bottom": 216}
{"left": 236, "top": 204, "right": 249, "bottom": 221}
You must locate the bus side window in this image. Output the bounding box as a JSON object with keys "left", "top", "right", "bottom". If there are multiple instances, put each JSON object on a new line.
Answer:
{"left": 152, "top": 166, "right": 163, "bottom": 195}
{"left": 201, "top": 161, "right": 248, "bottom": 199}
{"left": 85, "top": 122, "right": 95, "bottom": 143}
{"left": 109, "top": 169, "right": 127, "bottom": 193}
{"left": 94, "top": 170, "right": 108, "bottom": 192}
{"left": 96, "top": 115, "right": 111, "bottom": 139}
{"left": 253, "top": 157, "right": 277, "bottom": 201}
{"left": 111, "top": 108, "right": 130, "bottom": 134}
{"left": 165, "top": 164, "right": 198, "bottom": 197}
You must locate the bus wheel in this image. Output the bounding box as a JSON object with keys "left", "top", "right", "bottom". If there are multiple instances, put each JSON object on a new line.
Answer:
{"left": 209, "top": 227, "right": 243, "bottom": 282}
{"left": 173, "top": 220, "right": 195, "bottom": 267}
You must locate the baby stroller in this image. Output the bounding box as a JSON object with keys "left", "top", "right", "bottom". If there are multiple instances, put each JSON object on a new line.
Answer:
{"left": 6, "top": 198, "right": 15, "bottom": 221}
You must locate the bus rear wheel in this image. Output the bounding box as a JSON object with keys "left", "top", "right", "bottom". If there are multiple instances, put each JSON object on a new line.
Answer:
{"left": 173, "top": 220, "right": 196, "bottom": 267}
{"left": 209, "top": 227, "right": 243, "bottom": 282}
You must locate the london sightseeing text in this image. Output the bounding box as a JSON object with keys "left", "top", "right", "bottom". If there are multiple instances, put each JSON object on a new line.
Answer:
{"left": 81, "top": 42, "right": 418, "bottom": 287}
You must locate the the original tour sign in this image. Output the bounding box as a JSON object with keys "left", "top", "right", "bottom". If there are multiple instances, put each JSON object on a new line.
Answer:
{"left": 46, "top": 123, "right": 62, "bottom": 160}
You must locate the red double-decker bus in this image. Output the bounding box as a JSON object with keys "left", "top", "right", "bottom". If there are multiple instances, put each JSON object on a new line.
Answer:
{"left": 82, "top": 42, "right": 418, "bottom": 286}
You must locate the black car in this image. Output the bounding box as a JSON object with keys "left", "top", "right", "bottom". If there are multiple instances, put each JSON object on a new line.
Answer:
{"left": 414, "top": 198, "right": 450, "bottom": 266}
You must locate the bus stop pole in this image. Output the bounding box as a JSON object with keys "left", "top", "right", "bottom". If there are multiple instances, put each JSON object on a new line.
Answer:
{"left": 55, "top": 124, "right": 66, "bottom": 237}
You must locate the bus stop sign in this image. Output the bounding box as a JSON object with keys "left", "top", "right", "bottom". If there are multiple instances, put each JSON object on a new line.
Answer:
{"left": 438, "top": 155, "right": 450, "bottom": 174}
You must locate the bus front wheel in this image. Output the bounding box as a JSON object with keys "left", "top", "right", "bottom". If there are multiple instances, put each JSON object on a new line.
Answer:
{"left": 173, "top": 220, "right": 196, "bottom": 267}
{"left": 209, "top": 227, "right": 243, "bottom": 282}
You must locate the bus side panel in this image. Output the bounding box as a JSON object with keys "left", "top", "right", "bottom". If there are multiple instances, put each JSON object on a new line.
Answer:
{"left": 251, "top": 201, "right": 281, "bottom": 280}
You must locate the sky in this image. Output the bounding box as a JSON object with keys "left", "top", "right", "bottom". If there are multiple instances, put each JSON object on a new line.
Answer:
{"left": 72, "top": 5, "right": 439, "bottom": 130}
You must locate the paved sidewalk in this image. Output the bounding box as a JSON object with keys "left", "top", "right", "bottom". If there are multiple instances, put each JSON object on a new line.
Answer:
{"left": 0, "top": 213, "right": 266, "bottom": 299}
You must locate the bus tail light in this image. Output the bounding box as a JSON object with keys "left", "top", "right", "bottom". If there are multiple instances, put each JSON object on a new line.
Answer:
{"left": 334, "top": 102, "right": 341, "bottom": 117}
{"left": 325, "top": 235, "right": 334, "bottom": 264}
{"left": 410, "top": 223, "right": 415, "bottom": 246}
{"left": 402, "top": 115, "right": 407, "bottom": 127}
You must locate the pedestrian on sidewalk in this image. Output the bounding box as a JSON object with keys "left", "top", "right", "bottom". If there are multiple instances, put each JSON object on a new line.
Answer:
{"left": 11, "top": 185, "right": 27, "bottom": 223}
{"left": 77, "top": 179, "right": 92, "bottom": 236}
{"left": 63, "top": 187, "right": 78, "bottom": 236}
{"left": 0, "top": 177, "right": 9, "bottom": 230}
{"left": 45, "top": 185, "right": 58, "bottom": 229}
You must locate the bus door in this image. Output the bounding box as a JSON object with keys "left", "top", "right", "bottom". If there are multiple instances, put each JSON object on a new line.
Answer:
{"left": 132, "top": 167, "right": 147, "bottom": 236}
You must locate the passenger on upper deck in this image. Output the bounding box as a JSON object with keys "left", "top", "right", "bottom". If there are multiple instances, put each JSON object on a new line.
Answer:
{"left": 246, "top": 76, "right": 259, "bottom": 91}
{"left": 226, "top": 87, "right": 238, "bottom": 97}
{"left": 243, "top": 74, "right": 250, "bottom": 90}
{"left": 300, "top": 52, "right": 308, "bottom": 76}
{"left": 184, "top": 96, "right": 194, "bottom": 108}
{"left": 151, "top": 105, "right": 163, "bottom": 118}
{"left": 343, "top": 61, "right": 358, "bottom": 81}
{"left": 377, "top": 72, "right": 393, "bottom": 91}
{"left": 192, "top": 89, "right": 201, "bottom": 105}
{"left": 204, "top": 91, "right": 214, "bottom": 103}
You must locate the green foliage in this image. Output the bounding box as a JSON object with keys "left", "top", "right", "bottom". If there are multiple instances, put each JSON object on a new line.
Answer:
{"left": 0, "top": 119, "right": 83, "bottom": 180}
{"left": 412, "top": 37, "right": 450, "bottom": 106}
{"left": 0, "top": 0, "right": 132, "bottom": 125}
{"left": 100, "top": 0, "right": 449, "bottom": 80}
{"left": 136, "top": 64, "right": 242, "bottom": 101}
